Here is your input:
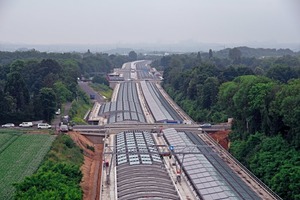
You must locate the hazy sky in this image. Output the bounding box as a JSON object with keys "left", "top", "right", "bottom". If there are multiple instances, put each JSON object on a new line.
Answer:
{"left": 0, "top": 0, "right": 299, "bottom": 46}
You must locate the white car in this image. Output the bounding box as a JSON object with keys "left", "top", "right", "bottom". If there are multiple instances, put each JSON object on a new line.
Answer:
{"left": 55, "top": 109, "right": 61, "bottom": 115}
{"left": 60, "top": 124, "right": 68, "bottom": 132}
{"left": 199, "top": 123, "right": 212, "bottom": 128}
{"left": 19, "top": 122, "right": 33, "bottom": 127}
{"left": 1, "top": 123, "right": 15, "bottom": 128}
{"left": 37, "top": 123, "right": 52, "bottom": 129}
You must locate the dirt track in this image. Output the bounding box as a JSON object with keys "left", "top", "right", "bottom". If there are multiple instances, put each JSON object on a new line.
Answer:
{"left": 69, "top": 132, "right": 103, "bottom": 200}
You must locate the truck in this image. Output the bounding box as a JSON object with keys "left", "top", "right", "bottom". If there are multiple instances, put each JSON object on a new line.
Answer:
{"left": 61, "top": 115, "right": 70, "bottom": 125}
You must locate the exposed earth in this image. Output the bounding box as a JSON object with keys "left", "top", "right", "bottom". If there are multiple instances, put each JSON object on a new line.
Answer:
{"left": 209, "top": 130, "right": 230, "bottom": 150}
{"left": 68, "top": 132, "right": 103, "bottom": 200}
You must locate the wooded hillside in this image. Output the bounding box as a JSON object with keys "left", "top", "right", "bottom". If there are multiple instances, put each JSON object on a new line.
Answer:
{"left": 155, "top": 48, "right": 300, "bottom": 199}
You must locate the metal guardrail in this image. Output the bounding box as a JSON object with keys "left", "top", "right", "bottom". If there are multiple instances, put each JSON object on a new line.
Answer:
{"left": 84, "top": 109, "right": 91, "bottom": 121}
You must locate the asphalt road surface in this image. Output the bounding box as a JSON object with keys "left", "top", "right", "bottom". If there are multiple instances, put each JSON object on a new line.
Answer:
{"left": 78, "top": 81, "right": 106, "bottom": 103}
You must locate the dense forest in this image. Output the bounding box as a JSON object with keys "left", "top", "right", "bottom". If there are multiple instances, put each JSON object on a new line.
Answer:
{"left": 0, "top": 50, "right": 131, "bottom": 124}
{"left": 153, "top": 47, "right": 300, "bottom": 199}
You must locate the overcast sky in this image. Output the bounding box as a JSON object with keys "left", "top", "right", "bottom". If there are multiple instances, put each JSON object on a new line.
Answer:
{"left": 0, "top": 0, "right": 299, "bottom": 47}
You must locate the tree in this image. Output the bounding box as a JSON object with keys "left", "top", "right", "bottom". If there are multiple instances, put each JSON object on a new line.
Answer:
{"left": 248, "top": 81, "right": 278, "bottom": 134}
{"left": 266, "top": 65, "right": 298, "bottom": 83}
{"left": 10, "top": 60, "right": 24, "bottom": 73}
{"left": 208, "top": 49, "right": 213, "bottom": 59}
{"left": 236, "top": 66, "right": 254, "bottom": 76}
{"left": 92, "top": 74, "right": 109, "bottom": 86}
{"left": 4, "top": 71, "right": 30, "bottom": 111}
{"left": 53, "top": 81, "right": 73, "bottom": 105}
{"left": 274, "top": 79, "right": 300, "bottom": 148}
{"left": 254, "top": 67, "right": 264, "bottom": 76}
{"left": 197, "top": 51, "right": 202, "bottom": 62}
{"left": 270, "top": 163, "right": 300, "bottom": 200}
{"left": 160, "top": 56, "right": 171, "bottom": 68}
{"left": 202, "top": 77, "right": 219, "bottom": 109}
{"left": 166, "top": 57, "right": 183, "bottom": 90}
{"left": 39, "top": 88, "right": 57, "bottom": 122}
{"left": 229, "top": 48, "right": 242, "bottom": 64}
{"left": 0, "top": 90, "right": 16, "bottom": 122}
{"left": 187, "top": 78, "right": 197, "bottom": 100}
{"left": 219, "top": 75, "right": 273, "bottom": 137}
{"left": 128, "top": 51, "right": 137, "bottom": 61}
{"left": 39, "top": 59, "right": 62, "bottom": 76}
{"left": 218, "top": 81, "right": 238, "bottom": 113}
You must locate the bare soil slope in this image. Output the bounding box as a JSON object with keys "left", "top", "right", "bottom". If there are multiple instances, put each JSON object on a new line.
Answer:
{"left": 69, "top": 132, "right": 103, "bottom": 200}
{"left": 209, "top": 130, "right": 230, "bottom": 150}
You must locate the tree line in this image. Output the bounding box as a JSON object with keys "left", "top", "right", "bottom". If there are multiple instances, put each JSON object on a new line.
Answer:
{"left": 0, "top": 50, "right": 133, "bottom": 124}
{"left": 155, "top": 48, "right": 300, "bottom": 199}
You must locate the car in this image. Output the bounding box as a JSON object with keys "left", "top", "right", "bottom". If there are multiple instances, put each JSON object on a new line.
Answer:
{"left": 199, "top": 123, "right": 212, "bottom": 128}
{"left": 60, "top": 124, "right": 69, "bottom": 132}
{"left": 90, "top": 94, "right": 95, "bottom": 99}
{"left": 55, "top": 109, "right": 61, "bottom": 115}
{"left": 1, "top": 123, "right": 15, "bottom": 128}
{"left": 37, "top": 123, "right": 52, "bottom": 129}
{"left": 19, "top": 122, "right": 33, "bottom": 127}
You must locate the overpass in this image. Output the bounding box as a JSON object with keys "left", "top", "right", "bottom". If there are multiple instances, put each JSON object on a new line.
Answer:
{"left": 73, "top": 123, "right": 230, "bottom": 135}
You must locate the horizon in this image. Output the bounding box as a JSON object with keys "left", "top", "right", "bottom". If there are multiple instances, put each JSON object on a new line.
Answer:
{"left": 0, "top": 0, "right": 299, "bottom": 51}
{"left": 1, "top": 41, "right": 300, "bottom": 53}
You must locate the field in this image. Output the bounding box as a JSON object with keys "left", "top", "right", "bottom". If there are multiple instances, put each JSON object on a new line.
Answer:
{"left": 0, "top": 130, "right": 55, "bottom": 200}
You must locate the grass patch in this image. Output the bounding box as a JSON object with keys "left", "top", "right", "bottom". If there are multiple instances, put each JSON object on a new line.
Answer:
{"left": 0, "top": 131, "right": 55, "bottom": 200}
{"left": 69, "top": 97, "right": 92, "bottom": 125}
{"left": 89, "top": 83, "right": 113, "bottom": 100}
{"left": 45, "top": 134, "right": 83, "bottom": 165}
{"left": 87, "top": 144, "right": 95, "bottom": 152}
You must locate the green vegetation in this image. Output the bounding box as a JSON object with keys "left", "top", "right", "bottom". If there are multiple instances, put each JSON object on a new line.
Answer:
{"left": 44, "top": 134, "right": 83, "bottom": 165}
{"left": 14, "top": 134, "right": 83, "bottom": 199}
{"left": 86, "top": 144, "right": 95, "bottom": 152}
{"left": 90, "top": 83, "right": 113, "bottom": 100}
{"left": 156, "top": 49, "right": 300, "bottom": 199}
{"left": 230, "top": 133, "right": 300, "bottom": 199}
{"left": 0, "top": 130, "right": 55, "bottom": 200}
{"left": 69, "top": 90, "right": 92, "bottom": 125}
{"left": 0, "top": 50, "right": 132, "bottom": 125}
{"left": 92, "top": 74, "right": 109, "bottom": 85}
{"left": 90, "top": 72, "right": 113, "bottom": 100}
{"left": 128, "top": 50, "right": 137, "bottom": 61}
{"left": 0, "top": 58, "right": 78, "bottom": 124}
{"left": 0, "top": 130, "right": 21, "bottom": 153}
{"left": 69, "top": 99, "right": 91, "bottom": 125}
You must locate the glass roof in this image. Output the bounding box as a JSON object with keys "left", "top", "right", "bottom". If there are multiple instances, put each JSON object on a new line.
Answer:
{"left": 163, "top": 128, "right": 261, "bottom": 200}
{"left": 115, "top": 130, "right": 179, "bottom": 200}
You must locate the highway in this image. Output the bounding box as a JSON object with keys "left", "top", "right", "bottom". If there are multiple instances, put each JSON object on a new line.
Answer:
{"left": 78, "top": 81, "right": 106, "bottom": 103}
{"left": 77, "top": 60, "right": 280, "bottom": 200}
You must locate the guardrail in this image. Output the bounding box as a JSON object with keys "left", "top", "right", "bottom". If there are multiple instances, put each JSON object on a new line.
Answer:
{"left": 84, "top": 109, "right": 91, "bottom": 121}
